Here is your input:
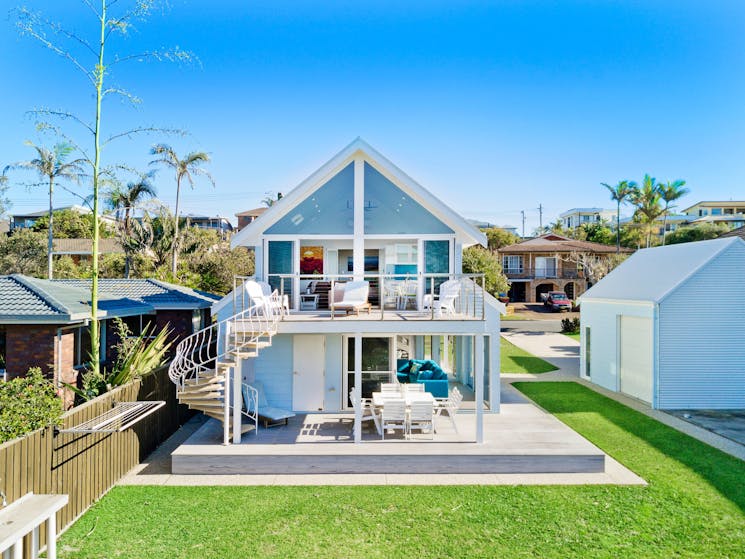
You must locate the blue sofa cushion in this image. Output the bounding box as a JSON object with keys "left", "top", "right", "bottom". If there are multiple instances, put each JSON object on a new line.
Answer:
{"left": 418, "top": 370, "right": 434, "bottom": 380}
{"left": 397, "top": 359, "right": 412, "bottom": 373}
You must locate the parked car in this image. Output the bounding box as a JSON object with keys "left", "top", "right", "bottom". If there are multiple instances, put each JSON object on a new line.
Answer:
{"left": 544, "top": 291, "right": 572, "bottom": 312}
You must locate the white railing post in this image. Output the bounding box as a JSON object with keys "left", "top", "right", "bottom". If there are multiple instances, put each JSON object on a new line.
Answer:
{"left": 223, "top": 320, "right": 231, "bottom": 445}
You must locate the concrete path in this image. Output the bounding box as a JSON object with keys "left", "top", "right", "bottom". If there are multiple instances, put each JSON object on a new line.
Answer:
{"left": 501, "top": 330, "right": 580, "bottom": 377}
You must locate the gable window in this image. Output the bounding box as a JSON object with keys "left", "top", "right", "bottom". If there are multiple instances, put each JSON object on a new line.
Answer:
{"left": 502, "top": 255, "right": 523, "bottom": 274}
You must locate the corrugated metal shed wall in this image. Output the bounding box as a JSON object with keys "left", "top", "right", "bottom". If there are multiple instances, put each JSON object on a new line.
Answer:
{"left": 580, "top": 300, "right": 654, "bottom": 394}
{"left": 658, "top": 242, "right": 745, "bottom": 409}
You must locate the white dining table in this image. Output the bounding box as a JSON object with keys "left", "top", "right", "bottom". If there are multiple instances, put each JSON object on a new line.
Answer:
{"left": 371, "top": 391, "right": 434, "bottom": 408}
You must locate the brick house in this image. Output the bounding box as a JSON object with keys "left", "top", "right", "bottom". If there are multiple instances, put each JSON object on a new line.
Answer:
{"left": 498, "top": 233, "right": 632, "bottom": 302}
{"left": 0, "top": 275, "right": 218, "bottom": 405}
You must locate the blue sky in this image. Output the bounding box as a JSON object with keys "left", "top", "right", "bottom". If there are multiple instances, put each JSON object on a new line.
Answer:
{"left": 1, "top": 0, "right": 744, "bottom": 231}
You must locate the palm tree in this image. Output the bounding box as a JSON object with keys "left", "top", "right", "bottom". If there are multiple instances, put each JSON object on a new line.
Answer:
{"left": 657, "top": 180, "right": 689, "bottom": 245}
{"left": 149, "top": 145, "right": 214, "bottom": 276}
{"left": 601, "top": 180, "right": 637, "bottom": 252}
{"left": 7, "top": 142, "right": 85, "bottom": 278}
{"left": 629, "top": 174, "right": 664, "bottom": 248}
{"left": 108, "top": 175, "right": 157, "bottom": 277}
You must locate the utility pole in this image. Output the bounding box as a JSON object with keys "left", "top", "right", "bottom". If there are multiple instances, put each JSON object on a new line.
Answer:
{"left": 538, "top": 204, "right": 543, "bottom": 232}
{"left": 520, "top": 210, "right": 526, "bottom": 238}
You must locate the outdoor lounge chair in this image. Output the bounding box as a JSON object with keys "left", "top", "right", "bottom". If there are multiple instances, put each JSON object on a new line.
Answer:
{"left": 242, "top": 379, "right": 295, "bottom": 428}
{"left": 422, "top": 279, "right": 461, "bottom": 317}
{"left": 331, "top": 281, "right": 372, "bottom": 316}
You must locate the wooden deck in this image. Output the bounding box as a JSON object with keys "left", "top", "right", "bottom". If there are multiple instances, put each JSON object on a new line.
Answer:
{"left": 171, "top": 402, "right": 606, "bottom": 475}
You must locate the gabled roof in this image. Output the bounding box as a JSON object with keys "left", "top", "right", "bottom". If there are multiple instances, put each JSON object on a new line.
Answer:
{"left": 231, "top": 138, "right": 486, "bottom": 248}
{"left": 721, "top": 226, "right": 745, "bottom": 240}
{"left": 235, "top": 208, "right": 267, "bottom": 217}
{"left": 499, "top": 233, "right": 629, "bottom": 254}
{"left": 0, "top": 276, "right": 219, "bottom": 324}
{"left": 53, "top": 238, "right": 124, "bottom": 255}
{"left": 580, "top": 237, "right": 745, "bottom": 304}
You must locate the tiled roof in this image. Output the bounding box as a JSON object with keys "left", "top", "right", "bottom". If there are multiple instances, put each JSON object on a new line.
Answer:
{"left": 499, "top": 234, "right": 632, "bottom": 254}
{"left": 0, "top": 275, "right": 218, "bottom": 323}
{"left": 720, "top": 226, "right": 745, "bottom": 240}
{"left": 235, "top": 208, "right": 267, "bottom": 217}
{"left": 54, "top": 279, "right": 219, "bottom": 309}
{"left": 53, "top": 238, "right": 124, "bottom": 254}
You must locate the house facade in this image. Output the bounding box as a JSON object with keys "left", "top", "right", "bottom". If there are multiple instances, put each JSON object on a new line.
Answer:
{"left": 559, "top": 208, "right": 615, "bottom": 230}
{"left": 10, "top": 205, "right": 117, "bottom": 231}
{"left": 0, "top": 275, "right": 217, "bottom": 405}
{"left": 579, "top": 237, "right": 745, "bottom": 410}
{"left": 498, "top": 233, "right": 630, "bottom": 302}
{"left": 206, "top": 139, "right": 504, "bottom": 444}
{"left": 235, "top": 207, "right": 267, "bottom": 231}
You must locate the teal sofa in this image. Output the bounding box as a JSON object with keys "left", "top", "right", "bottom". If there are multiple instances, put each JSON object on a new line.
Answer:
{"left": 396, "top": 359, "right": 449, "bottom": 398}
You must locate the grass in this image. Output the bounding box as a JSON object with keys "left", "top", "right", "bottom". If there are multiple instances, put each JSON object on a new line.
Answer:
{"left": 563, "top": 331, "right": 580, "bottom": 341}
{"left": 58, "top": 382, "right": 745, "bottom": 559}
{"left": 501, "top": 313, "right": 533, "bottom": 321}
{"left": 500, "top": 337, "right": 558, "bottom": 374}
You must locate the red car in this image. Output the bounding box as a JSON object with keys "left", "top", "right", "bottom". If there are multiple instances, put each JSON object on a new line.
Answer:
{"left": 544, "top": 291, "right": 572, "bottom": 312}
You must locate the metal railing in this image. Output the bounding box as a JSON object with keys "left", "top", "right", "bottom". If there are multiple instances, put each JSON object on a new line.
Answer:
{"left": 262, "top": 272, "right": 487, "bottom": 320}
{"left": 503, "top": 267, "right": 582, "bottom": 280}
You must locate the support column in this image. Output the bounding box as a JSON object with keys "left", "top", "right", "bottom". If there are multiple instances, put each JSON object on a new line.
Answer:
{"left": 353, "top": 158, "right": 365, "bottom": 280}
{"left": 488, "top": 334, "right": 500, "bottom": 413}
{"left": 232, "top": 361, "right": 242, "bottom": 443}
{"left": 475, "top": 334, "right": 485, "bottom": 444}
{"left": 354, "top": 333, "right": 363, "bottom": 443}
{"left": 441, "top": 335, "right": 450, "bottom": 371}
{"left": 431, "top": 335, "right": 441, "bottom": 364}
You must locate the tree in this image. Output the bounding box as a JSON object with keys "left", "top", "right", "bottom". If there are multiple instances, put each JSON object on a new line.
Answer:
{"left": 32, "top": 208, "right": 114, "bottom": 239}
{"left": 5, "top": 142, "right": 85, "bottom": 278}
{"left": 0, "top": 229, "right": 47, "bottom": 276}
{"left": 107, "top": 175, "right": 157, "bottom": 277}
{"left": 561, "top": 252, "right": 629, "bottom": 285}
{"left": 577, "top": 221, "right": 615, "bottom": 245}
{"left": 658, "top": 180, "right": 689, "bottom": 245}
{"left": 665, "top": 223, "right": 729, "bottom": 245}
{"left": 262, "top": 191, "right": 283, "bottom": 207}
{"left": 16, "top": 1, "right": 192, "bottom": 375}
{"left": 483, "top": 227, "right": 520, "bottom": 251}
{"left": 629, "top": 175, "right": 664, "bottom": 248}
{"left": 601, "top": 180, "right": 636, "bottom": 253}
{"left": 0, "top": 174, "right": 10, "bottom": 218}
{"left": 0, "top": 368, "right": 63, "bottom": 443}
{"left": 461, "top": 245, "right": 509, "bottom": 296}
{"left": 149, "top": 145, "right": 214, "bottom": 276}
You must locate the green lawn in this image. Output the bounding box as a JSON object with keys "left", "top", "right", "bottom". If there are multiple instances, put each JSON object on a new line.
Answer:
{"left": 58, "top": 382, "right": 745, "bottom": 559}
{"left": 563, "top": 331, "right": 580, "bottom": 341}
{"left": 501, "top": 337, "right": 558, "bottom": 374}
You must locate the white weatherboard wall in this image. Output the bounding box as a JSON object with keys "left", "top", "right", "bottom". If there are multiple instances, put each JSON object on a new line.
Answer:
{"left": 580, "top": 300, "right": 654, "bottom": 397}
{"left": 252, "top": 334, "right": 293, "bottom": 410}
{"left": 657, "top": 246, "right": 745, "bottom": 409}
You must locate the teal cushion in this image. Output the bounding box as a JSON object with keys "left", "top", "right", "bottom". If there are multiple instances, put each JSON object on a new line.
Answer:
{"left": 397, "top": 359, "right": 412, "bottom": 373}
{"left": 418, "top": 370, "right": 434, "bottom": 381}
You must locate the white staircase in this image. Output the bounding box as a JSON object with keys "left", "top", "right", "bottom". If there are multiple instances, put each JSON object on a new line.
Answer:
{"left": 168, "top": 290, "right": 283, "bottom": 443}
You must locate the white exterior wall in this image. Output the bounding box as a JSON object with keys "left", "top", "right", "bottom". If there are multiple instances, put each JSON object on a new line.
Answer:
{"left": 657, "top": 244, "right": 745, "bottom": 409}
{"left": 580, "top": 300, "right": 655, "bottom": 395}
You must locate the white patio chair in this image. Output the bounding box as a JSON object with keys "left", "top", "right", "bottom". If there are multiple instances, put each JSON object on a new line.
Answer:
{"left": 349, "top": 389, "right": 380, "bottom": 434}
{"left": 380, "top": 398, "right": 407, "bottom": 440}
{"left": 422, "top": 279, "right": 461, "bottom": 317}
{"left": 403, "top": 383, "right": 424, "bottom": 393}
{"left": 244, "top": 281, "right": 284, "bottom": 317}
{"left": 434, "top": 386, "right": 463, "bottom": 434}
{"left": 380, "top": 383, "right": 400, "bottom": 393}
{"left": 407, "top": 400, "right": 435, "bottom": 439}
{"left": 397, "top": 279, "right": 417, "bottom": 310}
{"left": 257, "top": 281, "right": 289, "bottom": 315}
{"left": 332, "top": 281, "right": 371, "bottom": 316}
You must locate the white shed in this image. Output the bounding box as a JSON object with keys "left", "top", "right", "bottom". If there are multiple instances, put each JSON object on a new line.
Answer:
{"left": 579, "top": 237, "right": 745, "bottom": 409}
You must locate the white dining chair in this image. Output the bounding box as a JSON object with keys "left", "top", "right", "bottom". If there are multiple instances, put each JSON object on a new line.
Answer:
{"left": 380, "top": 398, "right": 407, "bottom": 440}
{"left": 403, "top": 383, "right": 425, "bottom": 393}
{"left": 408, "top": 400, "right": 435, "bottom": 439}
{"left": 349, "top": 389, "right": 380, "bottom": 434}
{"left": 380, "top": 383, "right": 400, "bottom": 393}
{"left": 434, "top": 386, "right": 463, "bottom": 434}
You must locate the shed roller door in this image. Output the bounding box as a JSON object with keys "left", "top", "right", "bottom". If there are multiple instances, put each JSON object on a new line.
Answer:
{"left": 619, "top": 316, "right": 653, "bottom": 404}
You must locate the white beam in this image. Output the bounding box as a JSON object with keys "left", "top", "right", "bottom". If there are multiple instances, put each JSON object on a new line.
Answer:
{"left": 353, "top": 158, "right": 365, "bottom": 280}
{"left": 441, "top": 335, "right": 450, "bottom": 371}
{"left": 354, "top": 333, "right": 363, "bottom": 443}
{"left": 475, "top": 334, "right": 485, "bottom": 443}
{"left": 431, "top": 335, "right": 440, "bottom": 364}
{"left": 488, "top": 334, "right": 500, "bottom": 413}
{"left": 232, "top": 361, "right": 242, "bottom": 444}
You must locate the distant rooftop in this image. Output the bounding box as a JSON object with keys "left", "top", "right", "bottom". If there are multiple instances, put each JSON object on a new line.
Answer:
{"left": 53, "top": 238, "right": 124, "bottom": 255}
{"left": 681, "top": 200, "right": 745, "bottom": 213}
{"left": 499, "top": 233, "right": 631, "bottom": 254}
{"left": 235, "top": 208, "right": 267, "bottom": 217}
{"left": 559, "top": 207, "right": 613, "bottom": 216}
{"left": 720, "top": 226, "right": 745, "bottom": 240}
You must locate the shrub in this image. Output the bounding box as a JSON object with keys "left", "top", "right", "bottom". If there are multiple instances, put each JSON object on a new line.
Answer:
{"left": 0, "top": 367, "right": 63, "bottom": 443}
{"left": 561, "top": 317, "right": 581, "bottom": 334}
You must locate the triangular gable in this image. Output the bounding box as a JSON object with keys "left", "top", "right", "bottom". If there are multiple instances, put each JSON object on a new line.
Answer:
{"left": 231, "top": 138, "right": 486, "bottom": 248}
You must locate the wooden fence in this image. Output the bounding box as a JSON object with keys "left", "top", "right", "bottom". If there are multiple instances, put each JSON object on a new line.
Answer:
{"left": 0, "top": 365, "right": 192, "bottom": 553}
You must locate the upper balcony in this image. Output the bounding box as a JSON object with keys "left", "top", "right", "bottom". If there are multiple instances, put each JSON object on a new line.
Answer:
{"left": 230, "top": 273, "right": 488, "bottom": 325}
{"left": 503, "top": 266, "right": 583, "bottom": 280}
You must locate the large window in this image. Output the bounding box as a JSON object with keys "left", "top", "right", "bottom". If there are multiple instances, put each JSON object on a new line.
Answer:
{"left": 502, "top": 255, "right": 523, "bottom": 273}
{"left": 346, "top": 336, "right": 392, "bottom": 406}
{"left": 267, "top": 240, "right": 294, "bottom": 296}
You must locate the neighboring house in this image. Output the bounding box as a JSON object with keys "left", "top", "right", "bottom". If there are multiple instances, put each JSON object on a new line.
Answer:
{"left": 10, "top": 205, "right": 117, "bottom": 231}
{"left": 467, "top": 219, "right": 519, "bottom": 235}
{"left": 235, "top": 207, "right": 267, "bottom": 231}
{"left": 201, "top": 138, "right": 505, "bottom": 444}
{"left": 559, "top": 208, "right": 615, "bottom": 230}
{"left": 619, "top": 213, "right": 691, "bottom": 236}
{"left": 498, "top": 233, "right": 630, "bottom": 302}
{"left": 0, "top": 275, "right": 217, "bottom": 405}
{"left": 682, "top": 200, "right": 745, "bottom": 219}
{"left": 185, "top": 214, "right": 234, "bottom": 236}
{"left": 52, "top": 238, "right": 124, "bottom": 264}
{"left": 579, "top": 237, "right": 745, "bottom": 410}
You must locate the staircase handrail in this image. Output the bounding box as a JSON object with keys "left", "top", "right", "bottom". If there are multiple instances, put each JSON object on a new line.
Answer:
{"left": 168, "top": 291, "right": 283, "bottom": 389}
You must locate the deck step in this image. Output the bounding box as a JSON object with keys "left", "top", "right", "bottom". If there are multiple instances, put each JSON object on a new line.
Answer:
{"left": 180, "top": 382, "right": 225, "bottom": 395}
{"left": 229, "top": 350, "right": 259, "bottom": 358}
{"left": 178, "top": 391, "right": 224, "bottom": 402}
